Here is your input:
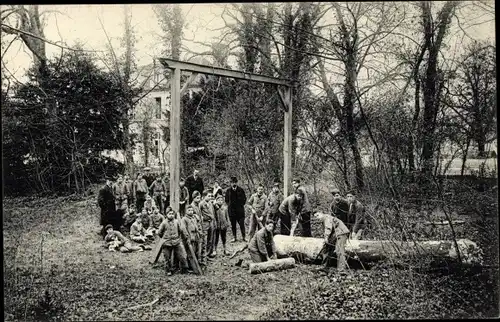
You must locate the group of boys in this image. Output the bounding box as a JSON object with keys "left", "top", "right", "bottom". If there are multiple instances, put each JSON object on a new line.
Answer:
{"left": 99, "top": 168, "right": 367, "bottom": 274}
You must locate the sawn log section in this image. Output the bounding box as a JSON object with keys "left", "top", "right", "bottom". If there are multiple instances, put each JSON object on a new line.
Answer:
{"left": 273, "top": 235, "right": 483, "bottom": 265}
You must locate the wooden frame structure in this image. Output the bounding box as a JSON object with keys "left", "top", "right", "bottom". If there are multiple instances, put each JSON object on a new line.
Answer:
{"left": 159, "top": 58, "right": 293, "bottom": 212}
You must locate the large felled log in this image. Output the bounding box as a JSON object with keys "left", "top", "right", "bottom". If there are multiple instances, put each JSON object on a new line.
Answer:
{"left": 249, "top": 258, "right": 296, "bottom": 274}
{"left": 273, "top": 235, "right": 483, "bottom": 265}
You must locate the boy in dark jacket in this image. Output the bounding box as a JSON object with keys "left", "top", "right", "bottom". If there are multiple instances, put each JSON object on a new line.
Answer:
{"left": 330, "top": 188, "right": 349, "bottom": 226}
{"left": 278, "top": 191, "right": 304, "bottom": 236}
{"left": 346, "top": 192, "right": 367, "bottom": 240}
{"left": 248, "top": 220, "right": 278, "bottom": 263}
{"left": 225, "top": 176, "right": 247, "bottom": 242}
{"left": 134, "top": 173, "right": 149, "bottom": 212}
{"left": 179, "top": 178, "right": 190, "bottom": 217}
{"left": 157, "top": 207, "right": 189, "bottom": 275}
{"left": 98, "top": 177, "right": 117, "bottom": 237}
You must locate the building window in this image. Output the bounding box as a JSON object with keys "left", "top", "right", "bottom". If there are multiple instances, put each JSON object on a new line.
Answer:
{"left": 155, "top": 97, "right": 161, "bottom": 119}
{"left": 153, "top": 132, "right": 160, "bottom": 157}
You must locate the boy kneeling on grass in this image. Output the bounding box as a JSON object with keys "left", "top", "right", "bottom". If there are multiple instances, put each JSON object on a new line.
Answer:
{"left": 104, "top": 224, "right": 144, "bottom": 252}
{"left": 157, "top": 207, "right": 190, "bottom": 276}
{"left": 138, "top": 208, "right": 155, "bottom": 240}
{"left": 248, "top": 219, "right": 279, "bottom": 263}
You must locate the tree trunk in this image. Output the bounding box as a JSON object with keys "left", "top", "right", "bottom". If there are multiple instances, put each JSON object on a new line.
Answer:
{"left": 274, "top": 235, "right": 483, "bottom": 265}
{"left": 461, "top": 138, "right": 471, "bottom": 176}
{"left": 249, "top": 258, "right": 296, "bottom": 274}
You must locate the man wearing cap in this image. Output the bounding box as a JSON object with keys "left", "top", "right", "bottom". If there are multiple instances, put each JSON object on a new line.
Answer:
{"left": 292, "top": 178, "right": 312, "bottom": 237}
{"left": 185, "top": 169, "right": 205, "bottom": 204}
{"left": 225, "top": 176, "right": 247, "bottom": 242}
{"left": 346, "top": 192, "right": 367, "bottom": 240}
{"left": 98, "top": 176, "right": 117, "bottom": 238}
{"left": 278, "top": 190, "right": 304, "bottom": 236}
{"left": 330, "top": 188, "right": 349, "bottom": 225}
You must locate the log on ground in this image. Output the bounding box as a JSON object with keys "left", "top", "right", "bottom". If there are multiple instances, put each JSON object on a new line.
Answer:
{"left": 249, "top": 258, "right": 296, "bottom": 274}
{"left": 273, "top": 235, "right": 483, "bottom": 265}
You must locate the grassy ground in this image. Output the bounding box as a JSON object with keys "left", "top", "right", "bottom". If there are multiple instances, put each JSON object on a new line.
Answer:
{"left": 3, "top": 185, "right": 499, "bottom": 320}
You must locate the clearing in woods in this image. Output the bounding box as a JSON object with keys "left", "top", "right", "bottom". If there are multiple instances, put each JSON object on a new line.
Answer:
{"left": 3, "top": 189, "right": 317, "bottom": 321}
{"left": 3, "top": 184, "right": 498, "bottom": 320}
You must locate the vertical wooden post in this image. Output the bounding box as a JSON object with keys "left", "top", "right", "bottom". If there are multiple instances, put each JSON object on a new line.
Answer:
{"left": 283, "top": 86, "right": 293, "bottom": 197}
{"left": 170, "top": 68, "right": 181, "bottom": 213}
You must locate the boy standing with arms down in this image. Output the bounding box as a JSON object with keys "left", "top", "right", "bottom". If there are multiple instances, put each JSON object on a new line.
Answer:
{"left": 346, "top": 192, "right": 367, "bottom": 240}
{"left": 134, "top": 173, "right": 149, "bottom": 212}
{"left": 267, "top": 182, "right": 284, "bottom": 229}
{"left": 150, "top": 176, "right": 166, "bottom": 215}
{"left": 157, "top": 207, "right": 190, "bottom": 276}
{"left": 179, "top": 178, "right": 190, "bottom": 217}
{"left": 199, "top": 190, "right": 216, "bottom": 259}
{"left": 225, "top": 176, "right": 247, "bottom": 242}
{"left": 214, "top": 195, "right": 230, "bottom": 256}
{"left": 314, "top": 212, "right": 350, "bottom": 271}
{"left": 247, "top": 184, "right": 268, "bottom": 240}
{"left": 182, "top": 205, "right": 202, "bottom": 263}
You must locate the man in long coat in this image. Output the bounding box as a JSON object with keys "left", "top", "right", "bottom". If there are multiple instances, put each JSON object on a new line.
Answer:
{"left": 98, "top": 177, "right": 116, "bottom": 238}
{"left": 185, "top": 169, "right": 204, "bottom": 203}
{"left": 225, "top": 176, "right": 247, "bottom": 242}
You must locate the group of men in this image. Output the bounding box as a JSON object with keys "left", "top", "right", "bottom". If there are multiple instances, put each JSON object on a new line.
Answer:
{"left": 98, "top": 167, "right": 367, "bottom": 274}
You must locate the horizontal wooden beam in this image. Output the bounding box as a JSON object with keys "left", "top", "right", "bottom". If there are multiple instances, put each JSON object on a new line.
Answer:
{"left": 159, "top": 58, "right": 293, "bottom": 87}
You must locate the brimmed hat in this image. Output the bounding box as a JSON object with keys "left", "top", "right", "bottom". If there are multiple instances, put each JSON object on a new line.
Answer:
{"left": 230, "top": 176, "right": 238, "bottom": 183}
{"left": 105, "top": 224, "right": 113, "bottom": 230}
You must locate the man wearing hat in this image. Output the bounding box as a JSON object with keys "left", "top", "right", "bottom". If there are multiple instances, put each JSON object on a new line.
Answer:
{"left": 330, "top": 188, "right": 349, "bottom": 225}
{"left": 224, "top": 176, "right": 247, "bottom": 242}
{"left": 98, "top": 176, "right": 117, "bottom": 238}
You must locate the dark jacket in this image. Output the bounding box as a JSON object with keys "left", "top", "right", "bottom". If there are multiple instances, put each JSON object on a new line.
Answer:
{"left": 279, "top": 195, "right": 303, "bottom": 222}
{"left": 98, "top": 184, "right": 116, "bottom": 225}
{"left": 185, "top": 175, "right": 204, "bottom": 203}
{"left": 331, "top": 198, "right": 349, "bottom": 224}
{"left": 225, "top": 185, "right": 247, "bottom": 219}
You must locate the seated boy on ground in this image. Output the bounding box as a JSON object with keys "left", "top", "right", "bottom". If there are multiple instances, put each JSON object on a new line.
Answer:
{"left": 143, "top": 194, "right": 156, "bottom": 214}
{"left": 130, "top": 214, "right": 147, "bottom": 243}
{"left": 104, "top": 224, "right": 143, "bottom": 252}
{"left": 139, "top": 208, "right": 155, "bottom": 240}
{"left": 122, "top": 205, "right": 137, "bottom": 232}
{"left": 149, "top": 206, "right": 165, "bottom": 237}
{"left": 157, "top": 207, "right": 190, "bottom": 276}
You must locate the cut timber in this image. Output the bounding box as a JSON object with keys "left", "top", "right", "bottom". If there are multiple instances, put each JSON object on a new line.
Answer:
{"left": 249, "top": 258, "right": 296, "bottom": 274}
{"left": 273, "top": 235, "right": 483, "bottom": 265}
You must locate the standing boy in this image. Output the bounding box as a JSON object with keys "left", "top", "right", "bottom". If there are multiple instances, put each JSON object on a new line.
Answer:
{"left": 157, "top": 207, "right": 189, "bottom": 276}
{"left": 134, "top": 173, "right": 149, "bottom": 212}
{"left": 190, "top": 191, "right": 204, "bottom": 262}
{"left": 179, "top": 178, "right": 190, "bottom": 217}
{"left": 267, "top": 182, "right": 284, "bottom": 223}
{"left": 225, "top": 176, "right": 247, "bottom": 242}
{"left": 199, "top": 190, "right": 216, "bottom": 259}
{"left": 214, "top": 195, "right": 230, "bottom": 256}
{"left": 150, "top": 176, "right": 167, "bottom": 215}
{"left": 247, "top": 184, "right": 268, "bottom": 240}
{"left": 292, "top": 178, "right": 312, "bottom": 237}
{"left": 182, "top": 205, "right": 202, "bottom": 265}
{"left": 346, "top": 192, "right": 367, "bottom": 240}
